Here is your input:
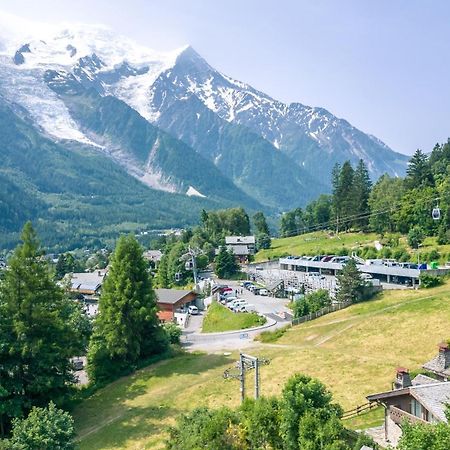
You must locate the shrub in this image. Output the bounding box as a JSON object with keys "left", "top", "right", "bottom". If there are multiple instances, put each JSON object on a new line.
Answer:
{"left": 256, "top": 325, "right": 290, "bottom": 343}
{"left": 428, "top": 248, "right": 440, "bottom": 262}
{"left": 419, "top": 274, "right": 443, "bottom": 289}
{"left": 164, "top": 322, "right": 182, "bottom": 345}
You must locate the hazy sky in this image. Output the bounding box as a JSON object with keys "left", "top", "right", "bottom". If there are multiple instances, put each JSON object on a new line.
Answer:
{"left": 1, "top": 0, "right": 449, "bottom": 155}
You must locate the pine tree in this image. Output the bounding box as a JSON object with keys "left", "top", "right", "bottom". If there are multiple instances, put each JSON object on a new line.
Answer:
{"left": 253, "top": 212, "right": 270, "bottom": 235}
{"left": 332, "top": 161, "right": 354, "bottom": 231}
{"left": 352, "top": 159, "right": 372, "bottom": 229}
{"left": 405, "top": 149, "right": 434, "bottom": 189}
{"left": 0, "top": 223, "right": 76, "bottom": 435}
{"left": 335, "top": 259, "right": 366, "bottom": 303}
{"left": 87, "top": 235, "right": 166, "bottom": 383}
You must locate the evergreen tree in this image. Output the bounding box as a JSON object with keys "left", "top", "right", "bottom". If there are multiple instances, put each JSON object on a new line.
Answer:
{"left": 214, "top": 247, "right": 239, "bottom": 279}
{"left": 332, "top": 161, "right": 355, "bottom": 232}
{"left": 252, "top": 212, "right": 270, "bottom": 235}
{"left": 280, "top": 208, "right": 304, "bottom": 237}
{"left": 405, "top": 149, "right": 434, "bottom": 189}
{"left": 87, "top": 235, "right": 166, "bottom": 383}
{"left": 352, "top": 159, "right": 372, "bottom": 229}
{"left": 0, "top": 223, "right": 76, "bottom": 435}
{"left": 335, "top": 259, "right": 366, "bottom": 303}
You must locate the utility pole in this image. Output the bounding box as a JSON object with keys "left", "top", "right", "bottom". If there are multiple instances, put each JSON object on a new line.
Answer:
{"left": 223, "top": 353, "right": 270, "bottom": 403}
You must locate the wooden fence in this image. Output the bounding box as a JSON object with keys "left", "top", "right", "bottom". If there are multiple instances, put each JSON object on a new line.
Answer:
{"left": 291, "top": 301, "right": 352, "bottom": 326}
{"left": 342, "top": 402, "right": 378, "bottom": 420}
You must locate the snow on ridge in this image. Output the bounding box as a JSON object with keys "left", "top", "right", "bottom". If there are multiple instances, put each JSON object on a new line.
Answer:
{"left": 186, "top": 186, "right": 206, "bottom": 198}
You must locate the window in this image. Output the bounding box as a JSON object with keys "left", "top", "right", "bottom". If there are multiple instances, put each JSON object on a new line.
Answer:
{"left": 411, "top": 399, "right": 423, "bottom": 418}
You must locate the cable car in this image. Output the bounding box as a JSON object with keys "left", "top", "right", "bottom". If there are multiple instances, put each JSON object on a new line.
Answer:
{"left": 175, "top": 272, "right": 183, "bottom": 282}
{"left": 432, "top": 199, "right": 441, "bottom": 221}
{"left": 185, "top": 260, "right": 193, "bottom": 270}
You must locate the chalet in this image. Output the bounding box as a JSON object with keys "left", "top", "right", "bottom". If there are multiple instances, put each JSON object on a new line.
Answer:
{"left": 143, "top": 250, "right": 163, "bottom": 267}
{"left": 225, "top": 236, "right": 256, "bottom": 262}
{"left": 155, "top": 288, "right": 197, "bottom": 325}
{"left": 367, "top": 367, "right": 450, "bottom": 447}
{"left": 70, "top": 270, "right": 107, "bottom": 296}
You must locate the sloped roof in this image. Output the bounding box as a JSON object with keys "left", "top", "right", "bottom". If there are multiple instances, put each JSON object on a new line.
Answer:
{"left": 71, "top": 271, "right": 106, "bottom": 292}
{"left": 225, "top": 236, "right": 255, "bottom": 245}
{"left": 227, "top": 245, "right": 250, "bottom": 256}
{"left": 156, "top": 289, "right": 194, "bottom": 304}
{"left": 367, "top": 381, "right": 450, "bottom": 423}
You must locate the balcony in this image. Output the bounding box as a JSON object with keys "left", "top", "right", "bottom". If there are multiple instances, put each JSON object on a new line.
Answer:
{"left": 389, "top": 406, "right": 427, "bottom": 426}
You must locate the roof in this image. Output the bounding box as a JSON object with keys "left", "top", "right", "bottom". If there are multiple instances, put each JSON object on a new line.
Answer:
{"left": 157, "top": 310, "right": 174, "bottom": 322}
{"left": 225, "top": 236, "right": 255, "bottom": 245}
{"left": 70, "top": 271, "right": 106, "bottom": 292}
{"left": 423, "top": 351, "right": 450, "bottom": 377}
{"left": 143, "top": 250, "right": 163, "bottom": 262}
{"left": 156, "top": 289, "right": 195, "bottom": 305}
{"left": 227, "top": 245, "right": 250, "bottom": 256}
{"left": 412, "top": 374, "right": 437, "bottom": 385}
{"left": 367, "top": 381, "right": 450, "bottom": 422}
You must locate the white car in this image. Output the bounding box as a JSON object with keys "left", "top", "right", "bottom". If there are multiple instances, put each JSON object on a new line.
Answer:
{"left": 229, "top": 299, "right": 247, "bottom": 310}
{"left": 233, "top": 302, "right": 250, "bottom": 312}
{"left": 258, "top": 288, "right": 268, "bottom": 296}
{"left": 188, "top": 305, "right": 199, "bottom": 315}
{"left": 236, "top": 304, "right": 256, "bottom": 313}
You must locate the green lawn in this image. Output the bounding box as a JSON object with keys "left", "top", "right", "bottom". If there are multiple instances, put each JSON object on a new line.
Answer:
{"left": 73, "top": 281, "right": 450, "bottom": 449}
{"left": 255, "top": 230, "right": 450, "bottom": 263}
{"left": 201, "top": 301, "right": 266, "bottom": 333}
{"left": 255, "top": 231, "right": 378, "bottom": 261}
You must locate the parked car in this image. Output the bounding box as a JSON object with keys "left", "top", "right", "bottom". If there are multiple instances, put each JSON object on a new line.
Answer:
{"left": 308, "top": 272, "right": 322, "bottom": 277}
{"left": 229, "top": 299, "right": 247, "bottom": 310}
{"left": 235, "top": 303, "right": 255, "bottom": 313}
{"left": 258, "top": 288, "right": 269, "bottom": 296}
{"left": 188, "top": 305, "right": 199, "bottom": 315}
{"left": 232, "top": 302, "right": 250, "bottom": 312}
{"left": 221, "top": 296, "right": 237, "bottom": 305}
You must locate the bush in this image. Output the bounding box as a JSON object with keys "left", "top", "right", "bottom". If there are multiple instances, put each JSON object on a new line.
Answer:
{"left": 164, "top": 322, "right": 182, "bottom": 345}
{"left": 419, "top": 274, "right": 443, "bottom": 289}
{"left": 428, "top": 248, "right": 441, "bottom": 262}
{"left": 256, "top": 325, "right": 290, "bottom": 343}
{"left": 292, "top": 289, "right": 331, "bottom": 318}
{"left": 337, "top": 247, "right": 349, "bottom": 256}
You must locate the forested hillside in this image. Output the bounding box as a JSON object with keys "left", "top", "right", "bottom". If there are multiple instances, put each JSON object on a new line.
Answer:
{"left": 0, "top": 101, "right": 246, "bottom": 250}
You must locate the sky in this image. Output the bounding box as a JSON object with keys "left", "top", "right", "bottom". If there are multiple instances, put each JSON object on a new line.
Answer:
{"left": 0, "top": 0, "right": 449, "bottom": 155}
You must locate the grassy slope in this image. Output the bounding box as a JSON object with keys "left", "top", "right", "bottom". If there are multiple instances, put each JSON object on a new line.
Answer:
{"left": 74, "top": 281, "right": 450, "bottom": 449}
{"left": 202, "top": 301, "right": 266, "bottom": 332}
{"left": 255, "top": 231, "right": 379, "bottom": 261}
{"left": 255, "top": 230, "right": 450, "bottom": 262}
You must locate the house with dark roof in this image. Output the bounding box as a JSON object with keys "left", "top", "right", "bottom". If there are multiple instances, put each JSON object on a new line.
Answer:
{"left": 155, "top": 288, "right": 197, "bottom": 324}
{"left": 70, "top": 270, "right": 107, "bottom": 296}
{"left": 225, "top": 236, "right": 256, "bottom": 263}
{"left": 367, "top": 366, "right": 450, "bottom": 447}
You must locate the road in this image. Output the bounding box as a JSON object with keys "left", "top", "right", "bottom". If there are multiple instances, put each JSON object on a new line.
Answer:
{"left": 182, "top": 279, "right": 292, "bottom": 352}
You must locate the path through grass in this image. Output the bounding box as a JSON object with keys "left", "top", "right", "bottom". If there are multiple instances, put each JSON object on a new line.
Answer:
{"left": 74, "top": 282, "right": 450, "bottom": 449}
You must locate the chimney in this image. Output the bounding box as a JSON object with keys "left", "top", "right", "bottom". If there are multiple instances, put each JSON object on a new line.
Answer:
{"left": 437, "top": 342, "right": 450, "bottom": 370}
{"left": 394, "top": 367, "right": 412, "bottom": 389}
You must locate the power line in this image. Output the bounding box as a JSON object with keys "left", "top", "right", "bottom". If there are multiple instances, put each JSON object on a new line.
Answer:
{"left": 278, "top": 194, "right": 442, "bottom": 239}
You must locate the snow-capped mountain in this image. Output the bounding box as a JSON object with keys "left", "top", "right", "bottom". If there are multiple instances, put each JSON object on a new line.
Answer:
{"left": 0, "top": 13, "right": 408, "bottom": 213}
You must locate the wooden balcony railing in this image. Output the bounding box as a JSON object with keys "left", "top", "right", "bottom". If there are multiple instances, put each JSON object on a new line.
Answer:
{"left": 389, "top": 406, "right": 427, "bottom": 426}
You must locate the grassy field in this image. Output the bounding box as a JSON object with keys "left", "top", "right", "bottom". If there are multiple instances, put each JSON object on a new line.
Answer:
{"left": 74, "top": 281, "right": 450, "bottom": 449}
{"left": 201, "top": 301, "right": 266, "bottom": 332}
{"left": 255, "top": 230, "right": 450, "bottom": 263}
{"left": 255, "top": 231, "right": 379, "bottom": 261}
